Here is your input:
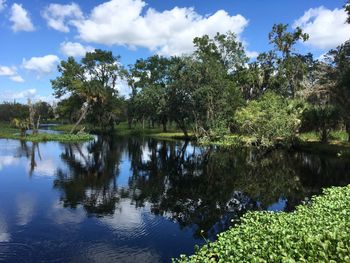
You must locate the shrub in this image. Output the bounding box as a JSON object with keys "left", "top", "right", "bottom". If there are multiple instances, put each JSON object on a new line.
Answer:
{"left": 234, "top": 92, "right": 305, "bottom": 147}
{"left": 174, "top": 185, "right": 350, "bottom": 263}
{"left": 302, "top": 105, "right": 340, "bottom": 143}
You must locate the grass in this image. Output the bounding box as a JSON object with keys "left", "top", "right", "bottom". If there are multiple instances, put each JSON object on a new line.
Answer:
{"left": 0, "top": 122, "right": 94, "bottom": 142}
{"left": 299, "top": 130, "right": 349, "bottom": 142}
{"left": 296, "top": 131, "right": 350, "bottom": 157}
{"left": 174, "top": 185, "right": 350, "bottom": 262}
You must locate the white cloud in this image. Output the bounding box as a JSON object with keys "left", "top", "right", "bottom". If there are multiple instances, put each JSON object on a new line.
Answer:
{"left": 9, "top": 3, "right": 35, "bottom": 32}
{"left": 60, "top": 41, "right": 94, "bottom": 57}
{"left": 22, "top": 55, "right": 59, "bottom": 75}
{"left": 0, "top": 0, "right": 6, "bottom": 12}
{"left": 293, "top": 6, "right": 350, "bottom": 50}
{"left": 42, "top": 3, "right": 83, "bottom": 32}
{"left": 246, "top": 50, "right": 259, "bottom": 59}
{"left": 9, "top": 75, "right": 24, "bottom": 82}
{"left": 0, "top": 89, "right": 56, "bottom": 103}
{"left": 0, "top": 65, "right": 24, "bottom": 83}
{"left": 72, "top": 0, "right": 248, "bottom": 56}
{"left": 0, "top": 88, "right": 36, "bottom": 101}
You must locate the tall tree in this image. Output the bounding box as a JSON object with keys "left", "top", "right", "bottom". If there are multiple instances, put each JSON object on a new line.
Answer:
{"left": 327, "top": 41, "right": 350, "bottom": 141}
{"left": 51, "top": 49, "right": 123, "bottom": 133}
{"left": 128, "top": 55, "right": 171, "bottom": 131}
{"left": 268, "top": 24, "right": 309, "bottom": 97}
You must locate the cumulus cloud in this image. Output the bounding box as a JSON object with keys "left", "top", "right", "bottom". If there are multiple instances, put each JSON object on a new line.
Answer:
{"left": 9, "top": 3, "right": 35, "bottom": 32}
{"left": 22, "top": 55, "right": 59, "bottom": 75}
{"left": 72, "top": 0, "right": 248, "bottom": 56}
{"left": 60, "top": 41, "right": 94, "bottom": 57}
{"left": 0, "top": 0, "right": 6, "bottom": 12}
{"left": 42, "top": 3, "right": 83, "bottom": 32}
{"left": 0, "top": 88, "right": 36, "bottom": 101}
{"left": 293, "top": 6, "right": 350, "bottom": 50}
{"left": 0, "top": 65, "right": 24, "bottom": 83}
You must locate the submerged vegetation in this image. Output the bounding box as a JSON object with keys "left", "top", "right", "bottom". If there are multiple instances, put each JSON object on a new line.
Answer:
{"left": 175, "top": 185, "right": 350, "bottom": 262}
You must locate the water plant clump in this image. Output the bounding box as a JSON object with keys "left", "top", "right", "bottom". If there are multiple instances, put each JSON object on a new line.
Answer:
{"left": 175, "top": 185, "right": 350, "bottom": 262}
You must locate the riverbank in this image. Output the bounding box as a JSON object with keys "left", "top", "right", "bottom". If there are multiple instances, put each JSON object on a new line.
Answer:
{"left": 53, "top": 122, "right": 194, "bottom": 140}
{"left": 51, "top": 123, "right": 350, "bottom": 155}
{"left": 175, "top": 185, "right": 350, "bottom": 262}
{"left": 0, "top": 122, "right": 94, "bottom": 142}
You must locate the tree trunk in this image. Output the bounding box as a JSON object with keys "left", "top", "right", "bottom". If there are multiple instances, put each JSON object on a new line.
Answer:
{"left": 70, "top": 103, "right": 89, "bottom": 134}
{"left": 176, "top": 119, "right": 188, "bottom": 138}
{"left": 320, "top": 128, "right": 328, "bottom": 143}
{"left": 33, "top": 115, "right": 41, "bottom": 135}
{"left": 162, "top": 118, "right": 167, "bottom": 132}
{"left": 346, "top": 123, "right": 350, "bottom": 142}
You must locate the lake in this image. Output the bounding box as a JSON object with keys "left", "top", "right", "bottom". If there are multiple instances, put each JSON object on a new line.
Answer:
{"left": 0, "top": 136, "right": 349, "bottom": 262}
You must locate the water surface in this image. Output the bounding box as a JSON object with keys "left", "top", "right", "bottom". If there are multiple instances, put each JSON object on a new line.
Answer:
{"left": 0, "top": 136, "right": 349, "bottom": 262}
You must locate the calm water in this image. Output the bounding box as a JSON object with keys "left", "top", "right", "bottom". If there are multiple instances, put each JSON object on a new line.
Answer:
{"left": 0, "top": 136, "right": 349, "bottom": 262}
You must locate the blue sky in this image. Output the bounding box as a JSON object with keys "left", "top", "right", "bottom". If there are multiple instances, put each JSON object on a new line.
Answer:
{"left": 0, "top": 0, "right": 349, "bottom": 103}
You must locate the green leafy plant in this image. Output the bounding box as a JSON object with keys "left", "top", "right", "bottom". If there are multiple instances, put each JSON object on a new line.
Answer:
{"left": 174, "top": 185, "right": 350, "bottom": 262}
{"left": 234, "top": 92, "right": 305, "bottom": 147}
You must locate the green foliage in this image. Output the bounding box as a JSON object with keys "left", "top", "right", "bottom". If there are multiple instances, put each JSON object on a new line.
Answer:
{"left": 302, "top": 105, "right": 340, "bottom": 143}
{"left": 0, "top": 102, "right": 29, "bottom": 122}
{"left": 51, "top": 49, "right": 124, "bottom": 131}
{"left": 327, "top": 40, "right": 350, "bottom": 141}
{"left": 234, "top": 92, "right": 304, "bottom": 147}
{"left": 345, "top": 0, "right": 350, "bottom": 23}
{"left": 11, "top": 118, "right": 29, "bottom": 136}
{"left": 174, "top": 185, "right": 350, "bottom": 263}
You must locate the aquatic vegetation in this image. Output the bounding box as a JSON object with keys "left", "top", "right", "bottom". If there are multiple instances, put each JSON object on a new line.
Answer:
{"left": 175, "top": 185, "right": 350, "bottom": 262}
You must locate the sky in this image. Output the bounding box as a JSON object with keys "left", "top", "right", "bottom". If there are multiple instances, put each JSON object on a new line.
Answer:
{"left": 0, "top": 0, "right": 349, "bottom": 103}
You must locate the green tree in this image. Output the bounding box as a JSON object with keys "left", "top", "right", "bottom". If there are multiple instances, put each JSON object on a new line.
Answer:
{"left": 127, "top": 55, "right": 171, "bottom": 131}
{"left": 268, "top": 24, "right": 309, "bottom": 97}
{"left": 235, "top": 92, "right": 305, "bottom": 147}
{"left": 302, "top": 105, "right": 340, "bottom": 143}
{"left": 51, "top": 49, "right": 123, "bottom": 133}
{"left": 345, "top": 0, "right": 350, "bottom": 23}
{"left": 327, "top": 41, "right": 350, "bottom": 141}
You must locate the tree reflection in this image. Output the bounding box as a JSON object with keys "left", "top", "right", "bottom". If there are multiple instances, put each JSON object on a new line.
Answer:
{"left": 16, "top": 141, "right": 41, "bottom": 176}
{"left": 52, "top": 136, "right": 350, "bottom": 238}
{"left": 54, "top": 136, "right": 126, "bottom": 215}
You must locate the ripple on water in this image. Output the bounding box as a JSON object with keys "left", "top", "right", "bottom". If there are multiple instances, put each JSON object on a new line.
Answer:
{"left": 75, "top": 243, "right": 161, "bottom": 263}
{"left": 99, "top": 200, "right": 163, "bottom": 241}
{"left": 0, "top": 242, "right": 33, "bottom": 263}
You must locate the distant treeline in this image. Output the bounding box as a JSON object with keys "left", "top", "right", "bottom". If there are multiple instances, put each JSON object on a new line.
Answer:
{"left": 0, "top": 101, "right": 54, "bottom": 122}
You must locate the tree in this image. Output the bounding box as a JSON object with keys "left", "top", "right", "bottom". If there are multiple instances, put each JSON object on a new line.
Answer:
{"left": 326, "top": 41, "right": 350, "bottom": 141}
{"left": 35, "top": 101, "right": 54, "bottom": 122}
{"left": 302, "top": 105, "right": 340, "bottom": 143}
{"left": 11, "top": 118, "right": 29, "bottom": 137}
{"left": 268, "top": 24, "right": 309, "bottom": 97}
{"left": 189, "top": 33, "right": 246, "bottom": 137}
{"left": 235, "top": 92, "right": 305, "bottom": 147}
{"left": 345, "top": 0, "right": 350, "bottom": 23}
{"left": 127, "top": 55, "right": 171, "bottom": 131}
{"left": 0, "top": 102, "right": 28, "bottom": 122}
{"left": 51, "top": 49, "right": 123, "bottom": 133}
